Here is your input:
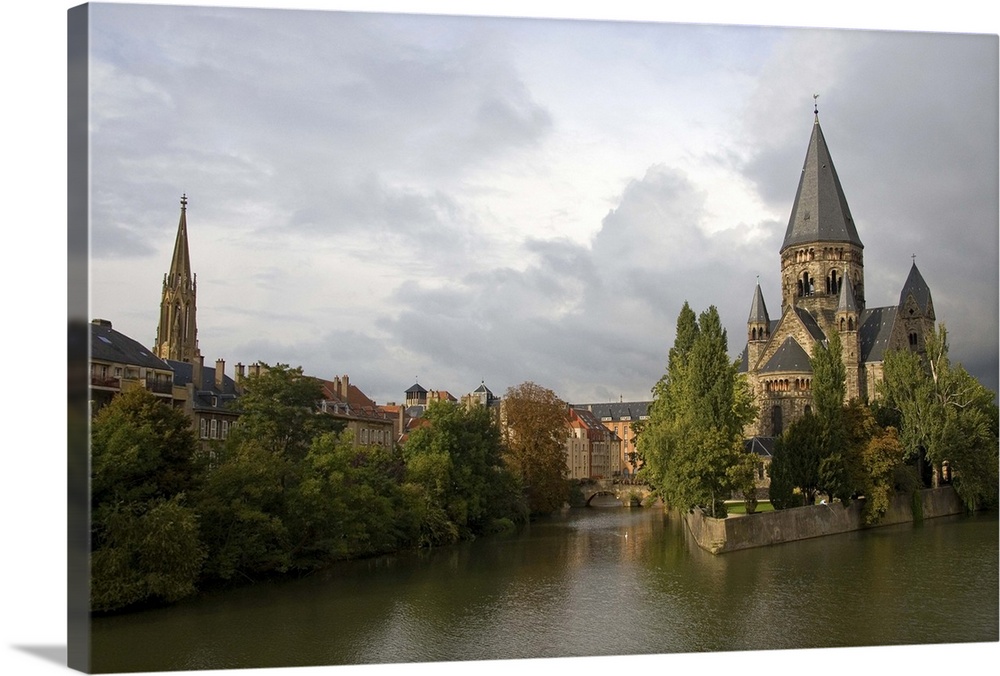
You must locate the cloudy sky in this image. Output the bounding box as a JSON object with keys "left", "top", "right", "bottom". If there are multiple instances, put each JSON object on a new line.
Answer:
{"left": 83, "top": 1, "right": 999, "bottom": 406}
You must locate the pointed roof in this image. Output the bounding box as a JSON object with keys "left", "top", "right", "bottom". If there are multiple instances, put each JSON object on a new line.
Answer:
{"left": 837, "top": 274, "right": 858, "bottom": 313}
{"left": 760, "top": 337, "right": 813, "bottom": 374}
{"left": 781, "top": 117, "right": 863, "bottom": 252}
{"left": 748, "top": 282, "right": 770, "bottom": 324}
{"left": 898, "top": 262, "right": 933, "bottom": 314}
{"left": 168, "top": 194, "right": 193, "bottom": 283}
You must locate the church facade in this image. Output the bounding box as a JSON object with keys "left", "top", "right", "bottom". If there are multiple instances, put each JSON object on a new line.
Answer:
{"left": 739, "top": 111, "right": 937, "bottom": 438}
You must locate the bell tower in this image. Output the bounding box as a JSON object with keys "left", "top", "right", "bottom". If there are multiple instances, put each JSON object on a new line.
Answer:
{"left": 154, "top": 194, "right": 201, "bottom": 363}
{"left": 778, "top": 102, "right": 865, "bottom": 333}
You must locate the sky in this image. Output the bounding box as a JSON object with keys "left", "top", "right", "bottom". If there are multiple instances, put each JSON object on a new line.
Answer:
{"left": 3, "top": 3, "right": 998, "bottom": 676}
{"left": 83, "top": 2, "right": 999, "bottom": 407}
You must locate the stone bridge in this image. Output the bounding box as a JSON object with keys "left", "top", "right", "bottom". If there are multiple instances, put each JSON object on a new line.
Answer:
{"left": 576, "top": 479, "right": 653, "bottom": 506}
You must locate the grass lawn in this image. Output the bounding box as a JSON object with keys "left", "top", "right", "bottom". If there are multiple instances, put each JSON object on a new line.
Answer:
{"left": 727, "top": 501, "right": 774, "bottom": 515}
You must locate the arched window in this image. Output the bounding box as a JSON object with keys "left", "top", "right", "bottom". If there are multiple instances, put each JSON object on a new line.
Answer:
{"left": 909, "top": 332, "right": 918, "bottom": 348}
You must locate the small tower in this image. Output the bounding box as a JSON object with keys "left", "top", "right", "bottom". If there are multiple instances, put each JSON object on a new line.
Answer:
{"left": 898, "top": 258, "right": 936, "bottom": 354}
{"left": 835, "top": 267, "right": 862, "bottom": 400}
{"left": 746, "top": 280, "right": 771, "bottom": 370}
{"left": 154, "top": 195, "right": 201, "bottom": 363}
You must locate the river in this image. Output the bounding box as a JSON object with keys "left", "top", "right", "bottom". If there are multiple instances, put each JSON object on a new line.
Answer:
{"left": 89, "top": 504, "right": 998, "bottom": 673}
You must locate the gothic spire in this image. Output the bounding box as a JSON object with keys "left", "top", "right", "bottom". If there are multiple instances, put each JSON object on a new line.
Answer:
{"left": 781, "top": 113, "right": 864, "bottom": 252}
{"left": 168, "top": 194, "right": 193, "bottom": 286}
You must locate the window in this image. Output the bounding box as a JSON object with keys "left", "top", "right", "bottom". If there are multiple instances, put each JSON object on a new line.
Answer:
{"left": 210, "top": 419, "right": 218, "bottom": 439}
{"left": 221, "top": 420, "right": 229, "bottom": 439}
{"left": 199, "top": 419, "right": 208, "bottom": 439}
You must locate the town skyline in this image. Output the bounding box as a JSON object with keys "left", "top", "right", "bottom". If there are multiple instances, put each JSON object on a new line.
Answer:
{"left": 86, "top": 4, "right": 998, "bottom": 407}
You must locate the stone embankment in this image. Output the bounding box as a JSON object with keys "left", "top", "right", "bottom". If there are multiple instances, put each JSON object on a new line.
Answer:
{"left": 685, "top": 487, "right": 966, "bottom": 554}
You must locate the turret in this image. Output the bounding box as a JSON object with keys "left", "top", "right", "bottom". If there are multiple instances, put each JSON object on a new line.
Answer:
{"left": 746, "top": 280, "right": 771, "bottom": 369}
{"left": 835, "top": 268, "right": 863, "bottom": 401}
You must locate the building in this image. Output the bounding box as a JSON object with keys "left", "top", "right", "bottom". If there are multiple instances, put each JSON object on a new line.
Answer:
{"left": 166, "top": 356, "right": 240, "bottom": 453}
{"left": 319, "top": 374, "right": 397, "bottom": 450}
{"left": 573, "top": 401, "right": 651, "bottom": 477}
{"left": 565, "top": 407, "right": 622, "bottom": 480}
{"left": 461, "top": 381, "right": 503, "bottom": 412}
{"left": 739, "top": 107, "right": 938, "bottom": 439}
{"left": 154, "top": 194, "right": 201, "bottom": 364}
{"left": 89, "top": 318, "right": 178, "bottom": 412}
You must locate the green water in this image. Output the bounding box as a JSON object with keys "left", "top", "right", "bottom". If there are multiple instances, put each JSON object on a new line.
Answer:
{"left": 89, "top": 507, "right": 998, "bottom": 672}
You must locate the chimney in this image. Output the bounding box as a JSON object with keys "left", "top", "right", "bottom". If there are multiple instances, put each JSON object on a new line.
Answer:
{"left": 91, "top": 318, "right": 112, "bottom": 328}
{"left": 193, "top": 355, "right": 204, "bottom": 390}
{"left": 215, "top": 359, "right": 225, "bottom": 390}
{"left": 342, "top": 374, "right": 350, "bottom": 398}
{"left": 235, "top": 362, "right": 245, "bottom": 384}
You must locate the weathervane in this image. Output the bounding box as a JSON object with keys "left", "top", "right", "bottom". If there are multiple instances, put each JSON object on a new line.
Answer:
{"left": 813, "top": 93, "right": 820, "bottom": 118}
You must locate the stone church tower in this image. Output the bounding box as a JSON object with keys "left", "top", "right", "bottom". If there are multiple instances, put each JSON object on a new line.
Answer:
{"left": 154, "top": 195, "right": 201, "bottom": 363}
{"left": 739, "top": 107, "right": 937, "bottom": 438}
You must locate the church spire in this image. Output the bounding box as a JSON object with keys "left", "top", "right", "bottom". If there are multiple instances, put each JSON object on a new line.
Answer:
{"left": 167, "top": 193, "right": 193, "bottom": 286}
{"left": 154, "top": 195, "right": 200, "bottom": 363}
{"left": 780, "top": 110, "right": 864, "bottom": 252}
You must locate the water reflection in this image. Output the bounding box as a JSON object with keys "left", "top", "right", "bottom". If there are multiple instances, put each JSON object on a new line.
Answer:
{"left": 90, "top": 509, "right": 998, "bottom": 672}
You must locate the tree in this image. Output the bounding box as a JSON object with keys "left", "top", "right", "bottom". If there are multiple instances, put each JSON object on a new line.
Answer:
{"left": 90, "top": 388, "right": 206, "bottom": 611}
{"left": 501, "top": 382, "right": 569, "bottom": 515}
{"left": 638, "top": 304, "right": 756, "bottom": 517}
{"left": 403, "top": 401, "right": 526, "bottom": 543}
{"left": 196, "top": 362, "right": 347, "bottom": 580}
{"left": 225, "top": 363, "right": 343, "bottom": 463}
{"left": 879, "top": 325, "right": 999, "bottom": 510}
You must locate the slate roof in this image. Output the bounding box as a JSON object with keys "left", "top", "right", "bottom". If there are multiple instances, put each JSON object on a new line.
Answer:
{"left": 760, "top": 337, "right": 813, "bottom": 374}
{"left": 166, "top": 359, "right": 239, "bottom": 413}
{"left": 781, "top": 119, "right": 864, "bottom": 252}
{"left": 744, "top": 436, "right": 775, "bottom": 458}
{"left": 405, "top": 383, "right": 428, "bottom": 395}
{"left": 858, "top": 306, "right": 898, "bottom": 363}
{"left": 898, "top": 262, "right": 933, "bottom": 314}
{"left": 748, "top": 283, "right": 770, "bottom": 324}
{"left": 837, "top": 276, "right": 858, "bottom": 313}
{"left": 91, "top": 320, "right": 171, "bottom": 371}
{"left": 794, "top": 307, "right": 827, "bottom": 342}
{"left": 574, "top": 401, "right": 651, "bottom": 422}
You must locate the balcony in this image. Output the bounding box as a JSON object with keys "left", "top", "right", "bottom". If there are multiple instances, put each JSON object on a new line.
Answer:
{"left": 145, "top": 377, "right": 173, "bottom": 395}
{"left": 91, "top": 376, "right": 121, "bottom": 390}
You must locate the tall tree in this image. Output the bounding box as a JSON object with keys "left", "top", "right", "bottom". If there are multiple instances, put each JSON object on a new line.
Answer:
{"left": 501, "top": 382, "right": 569, "bottom": 515}
{"left": 639, "top": 304, "right": 756, "bottom": 517}
{"left": 879, "top": 326, "right": 998, "bottom": 510}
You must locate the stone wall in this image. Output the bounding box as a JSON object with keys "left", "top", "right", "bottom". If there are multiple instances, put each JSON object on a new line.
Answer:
{"left": 685, "top": 487, "right": 966, "bottom": 554}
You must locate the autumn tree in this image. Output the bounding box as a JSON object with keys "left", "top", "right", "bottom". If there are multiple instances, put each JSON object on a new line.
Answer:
{"left": 501, "top": 382, "right": 569, "bottom": 516}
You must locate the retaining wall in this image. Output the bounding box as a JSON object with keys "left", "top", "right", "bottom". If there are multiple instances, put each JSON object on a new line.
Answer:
{"left": 685, "top": 487, "right": 967, "bottom": 554}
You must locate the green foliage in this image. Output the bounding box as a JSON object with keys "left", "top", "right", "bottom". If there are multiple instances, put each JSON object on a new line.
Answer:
{"left": 91, "top": 495, "right": 206, "bottom": 613}
{"left": 502, "top": 382, "right": 570, "bottom": 516}
{"left": 727, "top": 451, "right": 759, "bottom": 514}
{"left": 858, "top": 425, "right": 906, "bottom": 525}
{"left": 194, "top": 439, "right": 292, "bottom": 580}
{"left": 90, "top": 388, "right": 205, "bottom": 611}
{"left": 879, "top": 325, "right": 999, "bottom": 510}
{"left": 639, "top": 304, "right": 756, "bottom": 517}
{"left": 226, "top": 363, "right": 344, "bottom": 462}
{"left": 91, "top": 387, "right": 200, "bottom": 506}
{"left": 404, "top": 401, "right": 526, "bottom": 541}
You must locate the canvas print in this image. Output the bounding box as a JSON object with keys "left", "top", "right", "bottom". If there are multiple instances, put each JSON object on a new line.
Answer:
{"left": 68, "top": 2, "right": 999, "bottom": 674}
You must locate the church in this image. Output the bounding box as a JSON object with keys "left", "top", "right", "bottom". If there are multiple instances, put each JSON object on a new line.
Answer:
{"left": 739, "top": 107, "right": 937, "bottom": 439}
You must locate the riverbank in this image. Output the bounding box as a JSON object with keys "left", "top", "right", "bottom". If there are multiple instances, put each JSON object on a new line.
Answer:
{"left": 685, "top": 486, "right": 967, "bottom": 554}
